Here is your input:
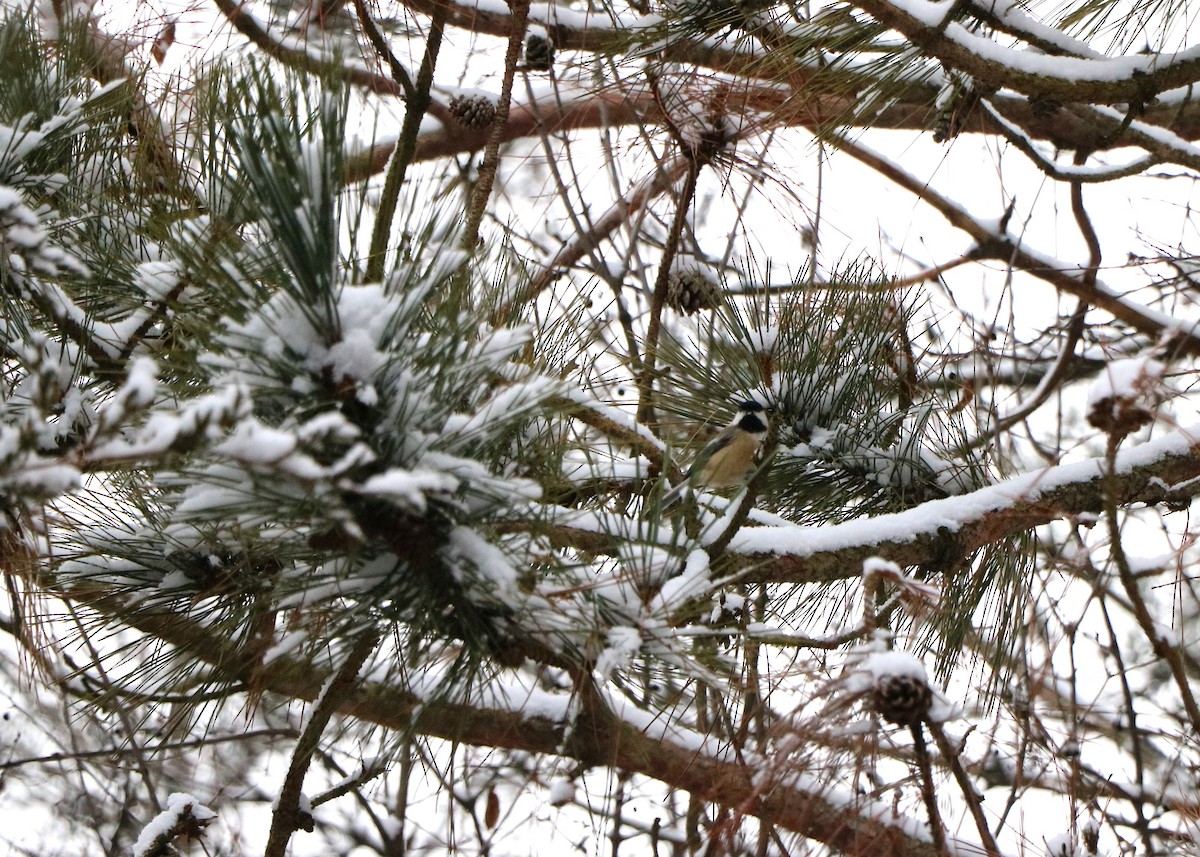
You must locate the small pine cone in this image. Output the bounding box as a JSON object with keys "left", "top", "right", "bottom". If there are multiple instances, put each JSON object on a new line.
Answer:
{"left": 525, "top": 33, "right": 555, "bottom": 71}
{"left": 932, "top": 108, "right": 953, "bottom": 143}
{"left": 872, "top": 673, "right": 932, "bottom": 725}
{"left": 449, "top": 94, "right": 497, "bottom": 129}
{"left": 1087, "top": 395, "right": 1153, "bottom": 437}
{"left": 1086, "top": 358, "right": 1163, "bottom": 438}
{"left": 666, "top": 268, "right": 720, "bottom": 314}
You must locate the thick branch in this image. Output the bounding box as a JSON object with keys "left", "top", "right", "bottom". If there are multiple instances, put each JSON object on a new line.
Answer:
{"left": 341, "top": 85, "right": 1200, "bottom": 186}
{"left": 729, "top": 425, "right": 1200, "bottom": 584}
{"left": 850, "top": 0, "right": 1200, "bottom": 105}
{"left": 49, "top": 576, "right": 967, "bottom": 857}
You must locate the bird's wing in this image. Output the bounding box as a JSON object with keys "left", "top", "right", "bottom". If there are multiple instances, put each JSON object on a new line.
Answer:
{"left": 693, "top": 433, "right": 734, "bottom": 468}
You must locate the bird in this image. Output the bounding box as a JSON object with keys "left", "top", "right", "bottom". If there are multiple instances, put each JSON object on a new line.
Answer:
{"left": 662, "top": 400, "right": 771, "bottom": 507}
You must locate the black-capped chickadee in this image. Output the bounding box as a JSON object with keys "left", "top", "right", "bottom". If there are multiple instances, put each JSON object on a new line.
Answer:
{"left": 662, "top": 400, "right": 770, "bottom": 507}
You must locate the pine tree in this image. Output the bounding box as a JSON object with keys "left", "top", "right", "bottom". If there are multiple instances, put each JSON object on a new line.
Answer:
{"left": 2, "top": 2, "right": 1199, "bottom": 856}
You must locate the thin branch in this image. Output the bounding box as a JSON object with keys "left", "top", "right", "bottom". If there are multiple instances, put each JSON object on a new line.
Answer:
{"left": 980, "top": 100, "right": 1161, "bottom": 181}
{"left": 1102, "top": 435, "right": 1200, "bottom": 733}
{"left": 911, "top": 721, "right": 949, "bottom": 857}
{"left": 824, "top": 130, "right": 1200, "bottom": 355}
{"left": 353, "top": 0, "right": 417, "bottom": 99}
{"left": 636, "top": 157, "right": 701, "bottom": 428}
{"left": 463, "top": 0, "right": 532, "bottom": 248}
{"left": 365, "top": 1, "right": 446, "bottom": 281}
{"left": 263, "top": 630, "right": 382, "bottom": 857}
{"left": 0, "top": 729, "right": 299, "bottom": 772}
{"left": 927, "top": 722, "right": 1002, "bottom": 857}
{"left": 493, "top": 156, "right": 691, "bottom": 322}
{"left": 213, "top": 0, "right": 406, "bottom": 97}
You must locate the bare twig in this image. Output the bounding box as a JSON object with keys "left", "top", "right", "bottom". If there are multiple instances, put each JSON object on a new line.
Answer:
{"left": 927, "top": 721, "right": 1002, "bottom": 857}
{"left": 353, "top": 0, "right": 416, "bottom": 98}
{"left": 911, "top": 721, "right": 949, "bottom": 857}
{"left": 263, "top": 630, "right": 382, "bottom": 857}
{"left": 462, "top": 0, "right": 532, "bottom": 249}
{"left": 364, "top": 1, "right": 446, "bottom": 281}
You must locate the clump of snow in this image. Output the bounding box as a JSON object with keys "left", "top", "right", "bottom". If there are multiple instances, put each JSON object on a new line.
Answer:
{"left": 358, "top": 468, "right": 459, "bottom": 514}
{"left": 0, "top": 183, "right": 88, "bottom": 279}
{"left": 650, "top": 549, "right": 710, "bottom": 615}
{"left": 595, "top": 626, "right": 642, "bottom": 679}
{"left": 134, "top": 259, "right": 181, "bottom": 300}
{"left": 1044, "top": 833, "right": 1080, "bottom": 857}
{"left": 850, "top": 650, "right": 929, "bottom": 686}
{"left": 710, "top": 590, "right": 745, "bottom": 624}
{"left": 843, "top": 649, "right": 959, "bottom": 723}
{"left": 1088, "top": 356, "right": 1164, "bottom": 407}
{"left": 132, "top": 792, "right": 217, "bottom": 857}
{"left": 444, "top": 526, "right": 520, "bottom": 606}
{"left": 863, "top": 557, "right": 902, "bottom": 579}
{"left": 547, "top": 778, "right": 576, "bottom": 807}
{"left": 863, "top": 557, "right": 941, "bottom": 616}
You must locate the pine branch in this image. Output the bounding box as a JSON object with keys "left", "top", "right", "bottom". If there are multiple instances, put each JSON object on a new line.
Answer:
{"left": 849, "top": 0, "right": 1200, "bottom": 104}
{"left": 269, "top": 629, "right": 380, "bottom": 856}
{"left": 38, "top": 575, "right": 981, "bottom": 857}
{"left": 528, "top": 424, "right": 1200, "bottom": 585}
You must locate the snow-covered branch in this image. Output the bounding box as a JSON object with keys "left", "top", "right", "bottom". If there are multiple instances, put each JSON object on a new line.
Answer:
{"left": 47, "top": 573, "right": 980, "bottom": 857}
{"left": 731, "top": 425, "right": 1200, "bottom": 583}
{"left": 851, "top": 0, "right": 1200, "bottom": 104}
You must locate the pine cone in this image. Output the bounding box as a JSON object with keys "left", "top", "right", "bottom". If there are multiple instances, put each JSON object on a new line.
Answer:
{"left": 1086, "top": 358, "right": 1163, "bottom": 438}
{"left": 872, "top": 673, "right": 932, "bottom": 725}
{"left": 932, "top": 108, "right": 954, "bottom": 144}
{"left": 449, "top": 94, "right": 497, "bottom": 129}
{"left": 666, "top": 268, "right": 719, "bottom": 314}
{"left": 525, "top": 34, "right": 555, "bottom": 71}
{"left": 1087, "top": 394, "right": 1153, "bottom": 437}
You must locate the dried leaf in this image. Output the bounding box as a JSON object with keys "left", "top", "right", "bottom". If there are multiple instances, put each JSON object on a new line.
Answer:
{"left": 151, "top": 19, "right": 176, "bottom": 65}
{"left": 484, "top": 788, "right": 500, "bottom": 830}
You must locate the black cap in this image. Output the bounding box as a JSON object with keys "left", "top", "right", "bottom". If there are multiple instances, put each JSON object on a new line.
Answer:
{"left": 735, "top": 400, "right": 765, "bottom": 412}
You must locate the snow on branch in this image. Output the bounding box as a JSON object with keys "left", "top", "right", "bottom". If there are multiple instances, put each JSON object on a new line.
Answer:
{"left": 729, "top": 423, "right": 1200, "bottom": 584}
{"left": 52, "top": 572, "right": 987, "bottom": 857}
{"left": 830, "top": 132, "right": 1200, "bottom": 353}
{"left": 132, "top": 792, "right": 217, "bottom": 857}
{"left": 852, "top": 0, "right": 1200, "bottom": 104}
